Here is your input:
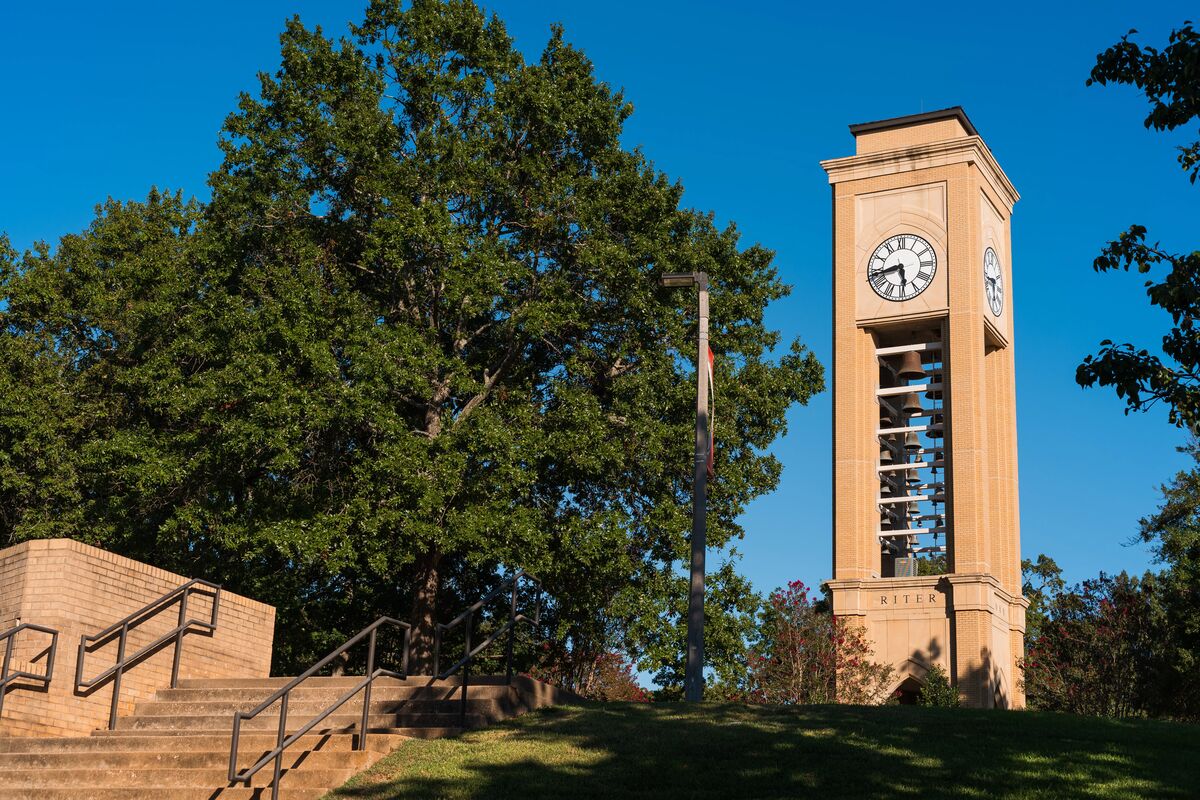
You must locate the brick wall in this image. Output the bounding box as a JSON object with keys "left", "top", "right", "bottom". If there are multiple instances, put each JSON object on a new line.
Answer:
{"left": 0, "top": 539, "right": 275, "bottom": 737}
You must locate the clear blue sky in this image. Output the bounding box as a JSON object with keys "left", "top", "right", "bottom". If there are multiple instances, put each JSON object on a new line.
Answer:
{"left": 1, "top": 0, "right": 1196, "bottom": 600}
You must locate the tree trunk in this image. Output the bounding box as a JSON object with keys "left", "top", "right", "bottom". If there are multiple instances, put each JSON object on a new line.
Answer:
{"left": 409, "top": 548, "right": 442, "bottom": 675}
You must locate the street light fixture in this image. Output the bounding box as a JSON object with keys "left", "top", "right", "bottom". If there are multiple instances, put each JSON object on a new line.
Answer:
{"left": 658, "top": 270, "right": 709, "bottom": 703}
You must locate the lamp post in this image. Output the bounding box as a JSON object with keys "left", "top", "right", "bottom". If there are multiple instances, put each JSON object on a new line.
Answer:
{"left": 659, "top": 271, "right": 709, "bottom": 702}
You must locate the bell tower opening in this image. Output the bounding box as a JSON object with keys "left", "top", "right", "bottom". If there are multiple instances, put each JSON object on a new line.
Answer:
{"left": 875, "top": 325, "right": 949, "bottom": 579}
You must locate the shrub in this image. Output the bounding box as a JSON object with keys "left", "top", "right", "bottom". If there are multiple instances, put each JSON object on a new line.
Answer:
{"left": 743, "top": 580, "right": 893, "bottom": 705}
{"left": 917, "top": 664, "right": 960, "bottom": 707}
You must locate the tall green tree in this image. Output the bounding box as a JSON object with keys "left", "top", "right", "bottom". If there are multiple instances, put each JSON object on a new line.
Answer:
{"left": 1136, "top": 441, "right": 1200, "bottom": 716}
{"left": 1077, "top": 22, "right": 1200, "bottom": 429}
{"left": 0, "top": 0, "right": 822, "bottom": 678}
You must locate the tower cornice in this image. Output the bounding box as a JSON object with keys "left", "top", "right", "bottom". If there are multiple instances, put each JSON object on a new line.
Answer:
{"left": 819, "top": 136, "right": 1020, "bottom": 211}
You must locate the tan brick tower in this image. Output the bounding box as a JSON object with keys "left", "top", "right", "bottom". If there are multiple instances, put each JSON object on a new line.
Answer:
{"left": 820, "top": 108, "right": 1027, "bottom": 708}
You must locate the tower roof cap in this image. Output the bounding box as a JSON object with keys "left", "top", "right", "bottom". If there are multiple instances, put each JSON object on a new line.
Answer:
{"left": 849, "top": 107, "right": 978, "bottom": 138}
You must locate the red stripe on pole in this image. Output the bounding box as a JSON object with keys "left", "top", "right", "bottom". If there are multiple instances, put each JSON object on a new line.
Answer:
{"left": 707, "top": 345, "right": 715, "bottom": 479}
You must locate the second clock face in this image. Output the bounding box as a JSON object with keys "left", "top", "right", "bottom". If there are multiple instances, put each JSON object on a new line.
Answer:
{"left": 984, "top": 246, "right": 1004, "bottom": 316}
{"left": 867, "top": 234, "right": 936, "bottom": 302}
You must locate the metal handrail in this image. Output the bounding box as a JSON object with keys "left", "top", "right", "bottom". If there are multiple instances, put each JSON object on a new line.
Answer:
{"left": 228, "top": 616, "right": 411, "bottom": 800}
{"left": 433, "top": 571, "right": 543, "bottom": 725}
{"left": 0, "top": 623, "right": 58, "bottom": 719}
{"left": 75, "top": 578, "right": 221, "bottom": 729}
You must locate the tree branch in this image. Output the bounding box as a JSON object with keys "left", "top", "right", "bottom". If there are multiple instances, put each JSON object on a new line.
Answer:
{"left": 452, "top": 343, "right": 520, "bottom": 430}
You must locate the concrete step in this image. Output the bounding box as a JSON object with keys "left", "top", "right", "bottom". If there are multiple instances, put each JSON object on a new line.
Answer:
{"left": 176, "top": 675, "right": 444, "bottom": 689}
{"left": 154, "top": 683, "right": 511, "bottom": 703}
{"left": 0, "top": 748, "right": 376, "bottom": 771}
{"left": 93, "top": 725, "right": 464, "bottom": 740}
{"left": 133, "top": 696, "right": 512, "bottom": 718}
{"left": 115, "top": 711, "right": 484, "bottom": 733}
{"left": 174, "top": 674, "right": 513, "bottom": 689}
{"left": 0, "top": 672, "right": 546, "bottom": 800}
{"left": 0, "top": 732, "right": 406, "bottom": 754}
{"left": 0, "top": 766, "right": 350, "bottom": 788}
{"left": 0, "top": 790, "right": 326, "bottom": 800}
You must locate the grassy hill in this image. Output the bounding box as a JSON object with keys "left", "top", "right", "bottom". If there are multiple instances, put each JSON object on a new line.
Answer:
{"left": 325, "top": 703, "right": 1196, "bottom": 799}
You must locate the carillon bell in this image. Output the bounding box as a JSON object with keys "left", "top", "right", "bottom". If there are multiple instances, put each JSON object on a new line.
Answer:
{"left": 901, "top": 392, "right": 922, "bottom": 415}
{"left": 904, "top": 431, "right": 920, "bottom": 452}
{"left": 897, "top": 350, "right": 926, "bottom": 381}
{"left": 906, "top": 472, "right": 920, "bottom": 486}
{"left": 880, "top": 446, "right": 894, "bottom": 464}
{"left": 880, "top": 407, "right": 895, "bottom": 428}
{"left": 925, "top": 372, "right": 944, "bottom": 400}
{"left": 928, "top": 413, "right": 944, "bottom": 439}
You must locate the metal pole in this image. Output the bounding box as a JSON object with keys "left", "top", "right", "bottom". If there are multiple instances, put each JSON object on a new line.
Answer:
{"left": 684, "top": 273, "right": 709, "bottom": 703}
{"left": 272, "top": 692, "right": 288, "bottom": 800}
{"left": 461, "top": 611, "right": 472, "bottom": 726}
{"left": 359, "top": 628, "right": 376, "bottom": 752}
{"left": 0, "top": 634, "right": 13, "bottom": 720}
{"left": 172, "top": 589, "right": 188, "bottom": 689}
{"left": 109, "top": 625, "right": 127, "bottom": 730}
{"left": 229, "top": 712, "right": 242, "bottom": 783}
{"left": 504, "top": 579, "right": 517, "bottom": 685}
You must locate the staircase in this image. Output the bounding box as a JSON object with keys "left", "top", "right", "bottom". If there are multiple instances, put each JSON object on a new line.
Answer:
{"left": 0, "top": 674, "right": 566, "bottom": 799}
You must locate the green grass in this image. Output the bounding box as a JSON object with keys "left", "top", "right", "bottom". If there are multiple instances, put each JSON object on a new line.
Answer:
{"left": 325, "top": 703, "right": 1198, "bottom": 800}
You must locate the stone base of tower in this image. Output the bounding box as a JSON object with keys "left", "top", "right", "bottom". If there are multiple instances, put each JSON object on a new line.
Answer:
{"left": 826, "top": 574, "right": 1027, "bottom": 709}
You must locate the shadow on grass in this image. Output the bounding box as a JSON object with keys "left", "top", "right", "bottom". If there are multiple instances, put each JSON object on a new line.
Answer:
{"left": 326, "top": 703, "right": 1196, "bottom": 800}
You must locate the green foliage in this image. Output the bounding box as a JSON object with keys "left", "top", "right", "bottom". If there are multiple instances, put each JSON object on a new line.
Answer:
{"left": 0, "top": 0, "right": 821, "bottom": 679}
{"left": 916, "top": 553, "right": 947, "bottom": 576}
{"left": 916, "top": 663, "right": 960, "bottom": 708}
{"left": 1077, "top": 22, "right": 1200, "bottom": 429}
{"left": 627, "top": 557, "right": 763, "bottom": 692}
{"left": 1021, "top": 553, "right": 1066, "bottom": 641}
{"left": 1087, "top": 22, "right": 1200, "bottom": 182}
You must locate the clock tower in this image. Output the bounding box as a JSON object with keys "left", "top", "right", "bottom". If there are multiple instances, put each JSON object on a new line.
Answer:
{"left": 820, "top": 108, "right": 1027, "bottom": 708}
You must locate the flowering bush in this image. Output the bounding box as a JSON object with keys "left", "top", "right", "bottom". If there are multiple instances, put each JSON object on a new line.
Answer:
{"left": 1021, "top": 571, "right": 1163, "bottom": 717}
{"left": 742, "top": 580, "right": 893, "bottom": 705}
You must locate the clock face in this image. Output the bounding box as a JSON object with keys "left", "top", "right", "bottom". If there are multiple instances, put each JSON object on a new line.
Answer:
{"left": 984, "top": 247, "right": 1003, "bottom": 316}
{"left": 867, "top": 234, "right": 936, "bottom": 302}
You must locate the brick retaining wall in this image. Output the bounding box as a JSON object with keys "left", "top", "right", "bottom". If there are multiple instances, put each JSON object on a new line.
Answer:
{"left": 0, "top": 539, "right": 275, "bottom": 737}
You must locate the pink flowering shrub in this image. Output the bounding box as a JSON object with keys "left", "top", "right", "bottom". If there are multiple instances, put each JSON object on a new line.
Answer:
{"left": 743, "top": 580, "right": 893, "bottom": 705}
